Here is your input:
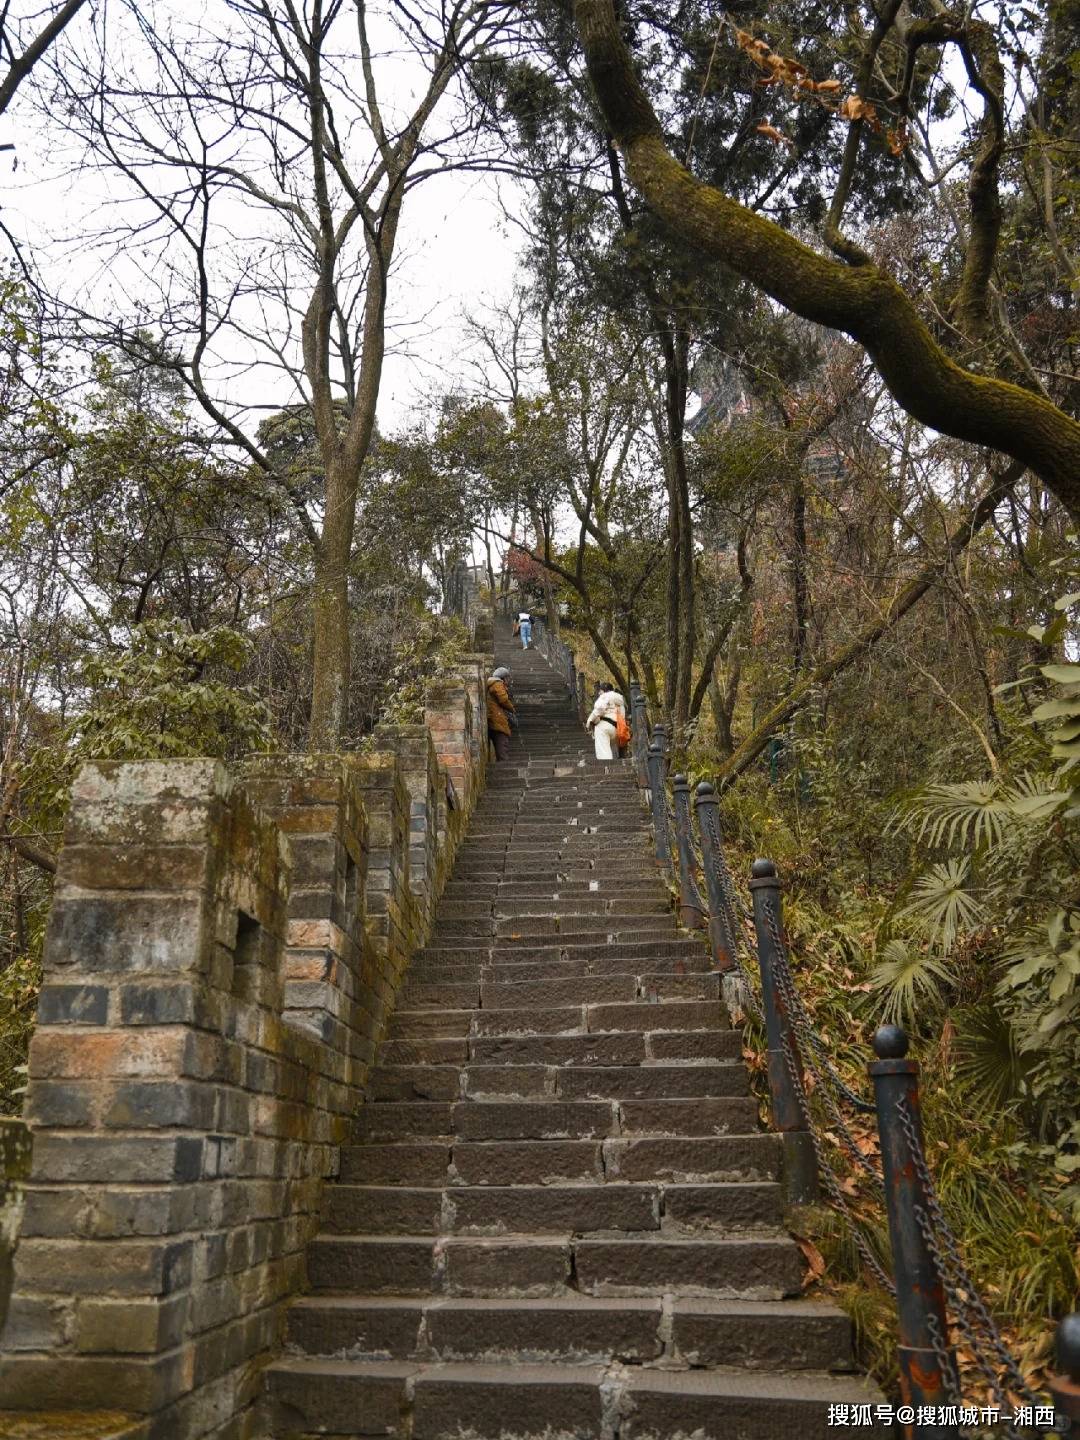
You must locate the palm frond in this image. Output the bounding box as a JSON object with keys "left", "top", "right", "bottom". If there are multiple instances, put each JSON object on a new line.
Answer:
{"left": 891, "top": 780, "right": 1010, "bottom": 850}
{"left": 952, "top": 1003, "right": 1030, "bottom": 1111}
{"left": 897, "top": 859, "right": 984, "bottom": 953}
{"left": 891, "top": 774, "right": 1066, "bottom": 853}
{"left": 869, "top": 938, "right": 954, "bottom": 1026}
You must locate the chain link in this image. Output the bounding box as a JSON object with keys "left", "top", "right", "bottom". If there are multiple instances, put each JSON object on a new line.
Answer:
{"left": 769, "top": 947, "right": 885, "bottom": 1194}
{"left": 896, "top": 1097, "right": 1043, "bottom": 1433}
{"left": 763, "top": 901, "right": 877, "bottom": 1115}
{"left": 777, "top": 1019, "right": 896, "bottom": 1294}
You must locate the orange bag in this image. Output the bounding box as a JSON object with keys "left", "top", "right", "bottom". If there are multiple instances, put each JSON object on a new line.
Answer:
{"left": 615, "top": 711, "right": 631, "bottom": 748}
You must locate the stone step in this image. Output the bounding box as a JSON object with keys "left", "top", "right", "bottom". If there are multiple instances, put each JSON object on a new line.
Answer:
{"left": 377, "top": 1029, "right": 744, "bottom": 1069}
{"left": 351, "top": 1095, "right": 758, "bottom": 1142}
{"left": 305, "top": 1232, "right": 802, "bottom": 1298}
{"left": 264, "top": 1356, "right": 881, "bottom": 1440}
{"left": 282, "top": 1294, "right": 853, "bottom": 1370}
{"left": 367, "top": 1062, "right": 749, "bottom": 1103}
{"left": 442, "top": 881, "right": 662, "bottom": 899}
{"left": 490, "top": 898, "right": 671, "bottom": 917}
{"left": 619, "top": 1369, "right": 885, "bottom": 1439}
{"left": 404, "top": 956, "right": 714, "bottom": 984}
{"left": 339, "top": 1134, "right": 780, "bottom": 1186}
{"left": 416, "top": 938, "right": 707, "bottom": 962}
{"left": 321, "top": 1181, "right": 781, "bottom": 1237}
{"left": 387, "top": 999, "right": 727, "bottom": 1041}
{"left": 429, "top": 917, "right": 676, "bottom": 940}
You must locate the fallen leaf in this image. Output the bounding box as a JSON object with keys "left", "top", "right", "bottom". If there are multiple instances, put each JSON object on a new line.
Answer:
{"left": 797, "top": 1237, "right": 827, "bottom": 1285}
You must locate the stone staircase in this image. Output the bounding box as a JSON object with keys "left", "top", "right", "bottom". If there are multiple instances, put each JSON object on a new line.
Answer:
{"left": 265, "top": 622, "right": 882, "bottom": 1437}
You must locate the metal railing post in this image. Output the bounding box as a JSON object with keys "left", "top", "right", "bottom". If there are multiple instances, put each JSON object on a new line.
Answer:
{"left": 646, "top": 732, "right": 672, "bottom": 877}
{"left": 566, "top": 646, "right": 576, "bottom": 702}
{"left": 694, "top": 781, "right": 737, "bottom": 972}
{"left": 577, "top": 670, "right": 587, "bottom": 724}
{"left": 869, "top": 1025, "right": 959, "bottom": 1437}
{"left": 749, "top": 859, "right": 817, "bottom": 1206}
{"left": 671, "top": 773, "right": 706, "bottom": 931}
{"left": 630, "top": 687, "right": 650, "bottom": 788}
{"left": 1049, "top": 1315, "right": 1080, "bottom": 1433}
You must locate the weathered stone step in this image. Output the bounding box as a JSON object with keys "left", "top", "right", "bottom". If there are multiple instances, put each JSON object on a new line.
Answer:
{"left": 321, "top": 1180, "right": 781, "bottom": 1237}
{"left": 429, "top": 916, "right": 676, "bottom": 940}
{"left": 266, "top": 1357, "right": 884, "bottom": 1440}
{"left": 282, "top": 1294, "right": 853, "bottom": 1370}
{"left": 305, "top": 1232, "right": 801, "bottom": 1297}
{"left": 367, "top": 1061, "right": 749, "bottom": 1103}
{"left": 377, "top": 1028, "right": 743, "bottom": 1068}
{"left": 491, "top": 898, "right": 671, "bottom": 917}
{"left": 351, "top": 1095, "right": 758, "bottom": 1142}
{"left": 405, "top": 956, "right": 714, "bottom": 985}
{"left": 388, "top": 999, "right": 726, "bottom": 1041}
{"left": 442, "top": 881, "right": 664, "bottom": 900}
{"left": 620, "top": 1369, "right": 885, "bottom": 1439}
{"left": 339, "top": 1133, "right": 780, "bottom": 1186}
{"left": 416, "top": 938, "right": 706, "bottom": 963}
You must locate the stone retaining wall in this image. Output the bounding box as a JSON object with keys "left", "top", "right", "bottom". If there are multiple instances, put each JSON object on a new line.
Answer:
{"left": 0, "top": 647, "right": 491, "bottom": 1440}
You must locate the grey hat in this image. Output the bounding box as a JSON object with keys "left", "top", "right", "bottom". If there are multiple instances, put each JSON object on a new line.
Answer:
{"left": 491, "top": 667, "right": 511, "bottom": 680}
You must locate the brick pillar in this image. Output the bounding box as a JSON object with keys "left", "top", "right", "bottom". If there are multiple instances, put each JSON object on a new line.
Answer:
{"left": 0, "top": 759, "right": 292, "bottom": 1420}
{"left": 237, "top": 760, "right": 368, "bottom": 1054}
{"left": 424, "top": 678, "right": 474, "bottom": 824}
{"left": 371, "top": 726, "right": 440, "bottom": 933}
{"left": 239, "top": 754, "right": 371, "bottom": 1089}
{"left": 345, "top": 753, "right": 416, "bottom": 1008}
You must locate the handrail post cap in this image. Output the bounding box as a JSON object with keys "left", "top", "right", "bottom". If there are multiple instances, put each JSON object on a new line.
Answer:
{"left": 872, "top": 1025, "right": 910, "bottom": 1060}
{"left": 695, "top": 780, "right": 715, "bottom": 798}
{"left": 750, "top": 858, "right": 777, "bottom": 880}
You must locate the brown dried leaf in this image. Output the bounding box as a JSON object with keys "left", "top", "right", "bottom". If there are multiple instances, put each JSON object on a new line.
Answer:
{"left": 796, "top": 1237, "right": 827, "bottom": 1286}
{"left": 839, "top": 95, "right": 878, "bottom": 124}
{"left": 755, "top": 122, "right": 792, "bottom": 148}
{"left": 815, "top": 77, "right": 842, "bottom": 93}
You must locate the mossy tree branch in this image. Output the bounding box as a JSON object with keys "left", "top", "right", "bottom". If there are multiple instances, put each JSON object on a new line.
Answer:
{"left": 573, "top": 0, "right": 1080, "bottom": 522}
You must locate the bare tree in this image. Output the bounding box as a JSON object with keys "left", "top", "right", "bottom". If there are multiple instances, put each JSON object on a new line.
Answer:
{"left": 42, "top": 0, "right": 516, "bottom": 745}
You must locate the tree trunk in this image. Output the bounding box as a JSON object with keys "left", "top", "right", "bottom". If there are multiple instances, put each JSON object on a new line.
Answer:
{"left": 790, "top": 474, "right": 809, "bottom": 678}
{"left": 308, "top": 458, "right": 356, "bottom": 749}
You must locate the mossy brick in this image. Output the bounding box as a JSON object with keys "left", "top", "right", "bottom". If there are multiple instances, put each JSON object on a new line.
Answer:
{"left": 59, "top": 845, "right": 211, "bottom": 894}
{"left": 74, "top": 1296, "right": 188, "bottom": 1356}
{"left": 64, "top": 757, "right": 229, "bottom": 840}
{"left": 0, "top": 1296, "right": 73, "bottom": 1352}
{"left": 13, "top": 1237, "right": 192, "bottom": 1297}
{"left": 36, "top": 986, "right": 110, "bottom": 1027}
{"left": 29, "top": 1028, "right": 192, "bottom": 1083}
{"left": 0, "top": 1347, "right": 194, "bottom": 1413}
{"left": 17, "top": 1187, "right": 88, "bottom": 1239}
{"left": 86, "top": 1186, "right": 210, "bottom": 1240}
{"left": 285, "top": 835, "right": 339, "bottom": 887}
{"left": 29, "top": 1135, "right": 203, "bottom": 1185}
{"left": 44, "top": 895, "right": 206, "bottom": 976}
{"left": 118, "top": 984, "right": 197, "bottom": 1026}
{"left": 103, "top": 1081, "right": 218, "bottom": 1131}
{"left": 23, "top": 1081, "right": 98, "bottom": 1129}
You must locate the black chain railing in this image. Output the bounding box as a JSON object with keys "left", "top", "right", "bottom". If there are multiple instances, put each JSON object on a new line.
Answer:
{"left": 605, "top": 679, "right": 1079, "bottom": 1440}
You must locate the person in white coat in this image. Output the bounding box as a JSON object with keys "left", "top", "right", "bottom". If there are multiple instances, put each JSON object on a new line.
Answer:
{"left": 586, "top": 683, "right": 626, "bottom": 761}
